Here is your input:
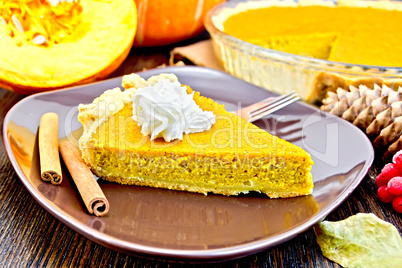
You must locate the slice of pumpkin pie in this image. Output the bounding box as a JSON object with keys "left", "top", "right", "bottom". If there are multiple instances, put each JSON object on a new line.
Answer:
{"left": 77, "top": 73, "right": 314, "bottom": 198}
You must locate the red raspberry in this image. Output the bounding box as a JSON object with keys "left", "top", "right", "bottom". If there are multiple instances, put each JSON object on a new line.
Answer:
{"left": 392, "top": 195, "right": 402, "bottom": 213}
{"left": 392, "top": 149, "right": 402, "bottom": 169}
{"left": 376, "top": 173, "right": 390, "bottom": 187}
{"left": 377, "top": 185, "right": 395, "bottom": 203}
{"left": 387, "top": 176, "right": 402, "bottom": 196}
{"left": 376, "top": 163, "right": 401, "bottom": 187}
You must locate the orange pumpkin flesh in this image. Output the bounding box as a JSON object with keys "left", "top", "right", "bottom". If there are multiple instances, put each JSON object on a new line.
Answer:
{"left": 134, "top": 0, "right": 225, "bottom": 47}
{"left": 0, "top": 0, "right": 137, "bottom": 94}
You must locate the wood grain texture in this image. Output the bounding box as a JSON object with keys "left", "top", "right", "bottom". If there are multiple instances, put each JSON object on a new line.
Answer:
{"left": 1, "top": 46, "right": 401, "bottom": 268}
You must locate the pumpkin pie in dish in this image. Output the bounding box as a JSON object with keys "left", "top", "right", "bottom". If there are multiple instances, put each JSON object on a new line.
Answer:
{"left": 207, "top": 0, "right": 402, "bottom": 104}
{"left": 78, "top": 73, "right": 314, "bottom": 198}
{"left": 221, "top": 0, "right": 402, "bottom": 66}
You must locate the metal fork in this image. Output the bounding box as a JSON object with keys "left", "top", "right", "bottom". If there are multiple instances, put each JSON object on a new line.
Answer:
{"left": 234, "top": 91, "right": 300, "bottom": 122}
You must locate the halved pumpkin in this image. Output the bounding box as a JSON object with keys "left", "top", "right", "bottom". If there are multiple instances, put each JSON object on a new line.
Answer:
{"left": 0, "top": 0, "right": 137, "bottom": 94}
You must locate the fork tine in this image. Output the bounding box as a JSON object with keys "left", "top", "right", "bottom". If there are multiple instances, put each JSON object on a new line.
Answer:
{"left": 234, "top": 91, "right": 300, "bottom": 122}
{"left": 249, "top": 91, "right": 298, "bottom": 116}
{"left": 248, "top": 95, "right": 300, "bottom": 122}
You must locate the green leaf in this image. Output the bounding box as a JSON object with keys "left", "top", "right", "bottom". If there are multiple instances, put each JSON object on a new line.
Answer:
{"left": 314, "top": 213, "right": 402, "bottom": 268}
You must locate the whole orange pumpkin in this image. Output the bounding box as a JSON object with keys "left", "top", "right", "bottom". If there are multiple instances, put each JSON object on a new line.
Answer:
{"left": 0, "top": 0, "right": 137, "bottom": 94}
{"left": 134, "top": 0, "right": 225, "bottom": 47}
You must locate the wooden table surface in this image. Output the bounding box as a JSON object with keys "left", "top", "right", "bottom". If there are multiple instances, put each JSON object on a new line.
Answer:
{"left": 1, "top": 43, "right": 401, "bottom": 268}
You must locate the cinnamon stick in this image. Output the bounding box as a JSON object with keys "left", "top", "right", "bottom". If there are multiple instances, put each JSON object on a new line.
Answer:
{"left": 39, "top": 112, "right": 62, "bottom": 185}
{"left": 59, "top": 141, "right": 110, "bottom": 217}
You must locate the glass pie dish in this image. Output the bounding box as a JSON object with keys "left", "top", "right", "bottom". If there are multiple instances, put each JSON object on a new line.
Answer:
{"left": 204, "top": 0, "right": 402, "bottom": 104}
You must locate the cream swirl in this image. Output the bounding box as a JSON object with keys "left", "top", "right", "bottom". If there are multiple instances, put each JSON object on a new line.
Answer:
{"left": 132, "top": 78, "right": 216, "bottom": 142}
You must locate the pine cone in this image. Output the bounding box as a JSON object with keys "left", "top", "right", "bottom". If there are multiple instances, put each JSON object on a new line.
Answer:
{"left": 320, "top": 84, "right": 402, "bottom": 158}
{"left": 366, "top": 101, "right": 402, "bottom": 136}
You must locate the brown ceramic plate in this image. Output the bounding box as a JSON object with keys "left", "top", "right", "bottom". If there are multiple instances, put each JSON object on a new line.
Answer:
{"left": 3, "top": 66, "right": 374, "bottom": 261}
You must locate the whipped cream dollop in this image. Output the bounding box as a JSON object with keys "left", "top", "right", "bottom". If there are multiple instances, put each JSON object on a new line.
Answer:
{"left": 132, "top": 78, "right": 216, "bottom": 142}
